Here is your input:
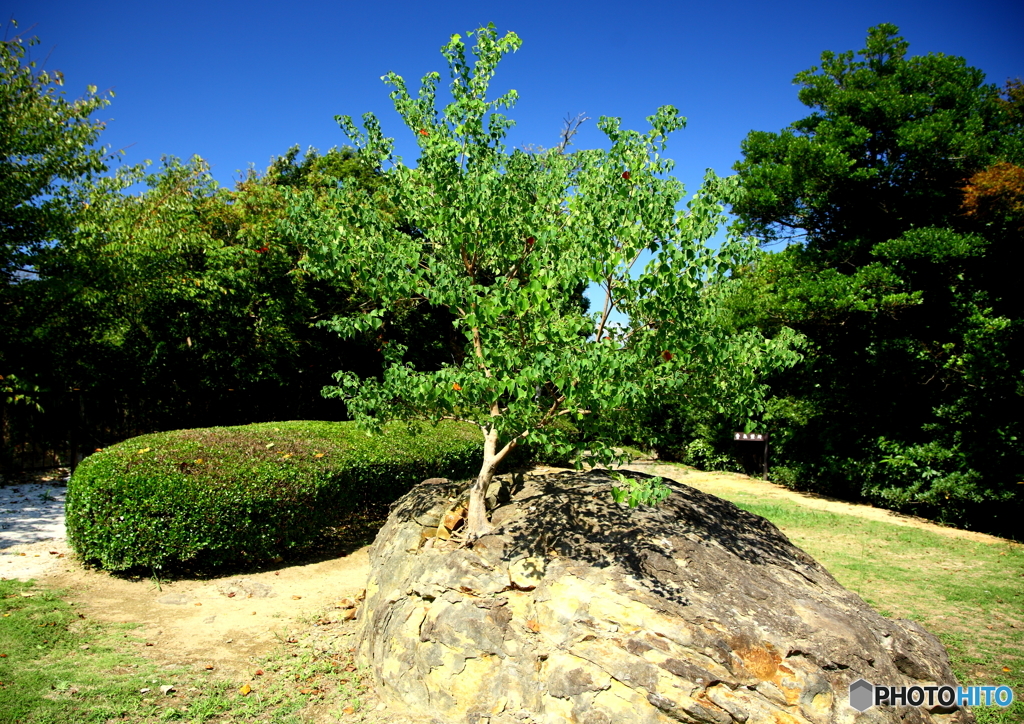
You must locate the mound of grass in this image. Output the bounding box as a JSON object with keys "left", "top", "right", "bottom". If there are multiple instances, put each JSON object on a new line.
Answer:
{"left": 66, "top": 420, "right": 482, "bottom": 571}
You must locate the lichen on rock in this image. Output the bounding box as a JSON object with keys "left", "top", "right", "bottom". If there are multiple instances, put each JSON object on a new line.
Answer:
{"left": 357, "top": 470, "right": 972, "bottom": 724}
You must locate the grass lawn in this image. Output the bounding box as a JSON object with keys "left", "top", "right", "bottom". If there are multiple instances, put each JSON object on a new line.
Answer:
{"left": 686, "top": 472, "right": 1024, "bottom": 724}
{"left": 1, "top": 465, "right": 1021, "bottom": 722}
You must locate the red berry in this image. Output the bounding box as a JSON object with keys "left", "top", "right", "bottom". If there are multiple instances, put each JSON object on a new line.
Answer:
{"left": 526, "top": 236, "right": 535, "bottom": 246}
{"left": 622, "top": 171, "right": 631, "bottom": 180}
{"left": 662, "top": 350, "right": 673, "bottom": 361}
{"left": 452, "top": 383, "right": 462, "bottom": 391}
{"left": 418, "top": 129, "right": 429, "bottom": 136}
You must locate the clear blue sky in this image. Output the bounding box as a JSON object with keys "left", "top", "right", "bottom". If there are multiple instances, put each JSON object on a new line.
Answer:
{"left": 6, "top": 0, "right": 1022, "bottom": 201}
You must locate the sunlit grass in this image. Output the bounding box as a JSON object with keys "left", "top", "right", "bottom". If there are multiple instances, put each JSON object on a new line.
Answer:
{"left": 722, "top": 498, "right": 1024, "bottom": 724}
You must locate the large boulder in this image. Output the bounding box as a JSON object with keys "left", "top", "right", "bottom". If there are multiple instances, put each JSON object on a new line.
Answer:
{"left": 357, "top": 470, "right": 972, "bottom": 724}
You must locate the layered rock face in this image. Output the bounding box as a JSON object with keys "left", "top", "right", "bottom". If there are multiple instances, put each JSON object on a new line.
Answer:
{"left": 358, "top": 470, "right": 971, "bottom": 724}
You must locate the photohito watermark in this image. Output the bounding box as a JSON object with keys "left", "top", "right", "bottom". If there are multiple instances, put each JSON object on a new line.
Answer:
{"left": 848, "top": 678, "right": 1015, "bottom": 712}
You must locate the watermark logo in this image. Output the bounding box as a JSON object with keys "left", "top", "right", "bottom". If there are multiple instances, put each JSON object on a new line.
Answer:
{"left": 848, "top": 678, "right": 1014, "bottom": 711}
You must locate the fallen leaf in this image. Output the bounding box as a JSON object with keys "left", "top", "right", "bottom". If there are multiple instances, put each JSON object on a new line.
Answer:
{"left": 343, "top": 706, "right": 355, "bottom": 714}
{"left": 526, "top": 620, "right": 541, "bottom": 633}
{"left": 292, "top": 595, "right": 302, "bottom": 600}
{"left": 441, "top": 505, "right": 466, "bottom": 531}
{"left": 314, "top": 453, "right": 325, "bottom": 458}
{"left": 254, "top": 669, "right": 264, "bottom": 676}
{"left": 204, "top": 664, "right": 214, "bottom": 670}
{"left": 227, "top": 592, "right": 236, "bottom": 598}
{"left": 194, "top": 602, "right": 202, "bottom": 607}
{"left": 239, "top": 683, "right": 252, "bottom": 696}
{"left": 1004, "top": 666, "right": 1012, "bottom": 672}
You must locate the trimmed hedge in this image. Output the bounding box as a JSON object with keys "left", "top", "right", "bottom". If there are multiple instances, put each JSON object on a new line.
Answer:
{"left": 66, "top": 420, "right": 483, "bottom": 571}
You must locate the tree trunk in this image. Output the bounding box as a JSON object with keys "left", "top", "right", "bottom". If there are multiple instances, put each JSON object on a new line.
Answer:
{"left": 465, "top": 426, "right": 500, "bottom": 540}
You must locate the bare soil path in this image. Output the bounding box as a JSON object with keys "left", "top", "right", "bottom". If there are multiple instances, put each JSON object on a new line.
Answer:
{"left": 38, "top": 545, "right": 372, "bottom": 679}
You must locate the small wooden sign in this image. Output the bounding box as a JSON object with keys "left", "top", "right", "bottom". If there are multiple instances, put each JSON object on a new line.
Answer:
{"left": 733, "top": 432, "right": 767, "bottom": 441}
{"left": 733, "top": 432, "right": 769, "bottom": 478}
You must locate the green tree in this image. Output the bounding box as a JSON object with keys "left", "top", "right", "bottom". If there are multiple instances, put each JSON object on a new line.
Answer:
{"left": 302, "top": 25, "right": 800, "bottom": 538}
{"left": 0, "top": 22, "right": 111, "bottom": 284}
{"left": 1, "top": 145, "right": 399, "bottom": 470}
{"left": 727, "top": 25, "right": 1022, "bottom": 533}
{"left": 1, "top": 22, "right": 112, "bottom": 410}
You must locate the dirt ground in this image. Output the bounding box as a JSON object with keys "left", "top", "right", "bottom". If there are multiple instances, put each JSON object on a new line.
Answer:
{"left": 33, "top": 541, "right": 371, "bottom": 679}
{"left": 4, "top": 463, "right": 1012, "bottom": 683}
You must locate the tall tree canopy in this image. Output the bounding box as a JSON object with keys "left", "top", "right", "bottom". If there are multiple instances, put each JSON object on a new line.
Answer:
{"left": 0, "top": 24, "right": 111, "bottom": 284}
{"left": 1, "top": 23, "right": 112, "bottom": 413}
{"left": 726, "top": 24, "right": 1022, "bottom": 535}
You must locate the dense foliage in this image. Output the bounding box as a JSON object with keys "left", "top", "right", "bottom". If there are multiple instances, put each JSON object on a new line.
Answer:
{"left": 66, "top": 420, "right": 482, "bottom": 570}
{"left": 1, "top": 142, "right": 429, "bottom": 469}
{"left": 713, "top": 25, "right": 1022, "bottom": 535}
{"left": 1, "top": 23, "right": 111, "bottom": 431}
{"left": 0, "top": 24, "right": 110, "bottom": 288}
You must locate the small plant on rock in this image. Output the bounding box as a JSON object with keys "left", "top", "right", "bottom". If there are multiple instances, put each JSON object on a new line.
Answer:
{"left": 609, "top": 473, "right": 672, "bottom": 508}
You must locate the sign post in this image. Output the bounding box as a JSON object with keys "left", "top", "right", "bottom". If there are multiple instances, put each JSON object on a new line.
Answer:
{"left": 733, "top": 432, "right": 769, "bottom": 479}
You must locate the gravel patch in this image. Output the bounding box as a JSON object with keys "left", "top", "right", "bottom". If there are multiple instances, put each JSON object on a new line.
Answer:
{"left": 0, "top": 478, "right": 71, "bottom": 580}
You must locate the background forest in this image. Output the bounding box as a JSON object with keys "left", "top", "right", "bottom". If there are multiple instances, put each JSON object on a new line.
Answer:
{"left": 2, "top": 23, "right": 1021, "bottom": 538}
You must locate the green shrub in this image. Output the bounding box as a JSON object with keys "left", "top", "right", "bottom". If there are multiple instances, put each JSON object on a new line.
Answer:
{"left": 66, "top": 420, "right": 482, "bottom": 571}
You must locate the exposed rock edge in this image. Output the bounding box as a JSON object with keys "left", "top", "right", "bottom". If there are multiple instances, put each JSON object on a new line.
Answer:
{"left": 357, "top": 469, "right": 972, "bottom": 724}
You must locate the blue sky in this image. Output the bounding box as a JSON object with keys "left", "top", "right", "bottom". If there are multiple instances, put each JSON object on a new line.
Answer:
{"left": 7, "top": 0, "right": 1022, "bottom": 202}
